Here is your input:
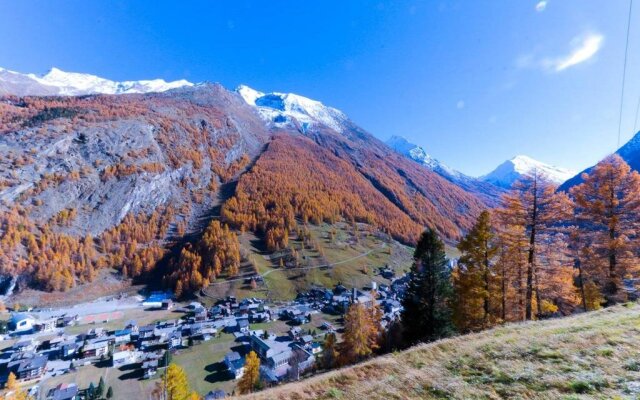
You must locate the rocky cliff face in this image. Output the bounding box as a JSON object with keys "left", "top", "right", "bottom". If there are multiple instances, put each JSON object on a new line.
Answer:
{"left": 0, "top": 84, "right": 269, "bottom": 237}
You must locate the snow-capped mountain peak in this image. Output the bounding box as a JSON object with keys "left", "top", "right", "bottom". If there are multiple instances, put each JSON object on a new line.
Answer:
{"left": 385, "top": 135, "right": 506, "bottom": 206}
{"left": 0, "top": 66, "right": 193, "bottom": 96}
{"left": 236, "top": 85, "right": 348, "bottom": 133}
{"left": 481, "top": 155, "right": 575, "bottom": 188}
{"left": 386, "top": 135, "right": 460, "bottom": 177}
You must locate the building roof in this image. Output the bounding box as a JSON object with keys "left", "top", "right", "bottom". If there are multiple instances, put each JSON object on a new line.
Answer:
{"left": 10, "top": 313, "right": 35, "bottom": 324}
{"left": 9, "top": 355, "right": 47, "bottom": 373}
{"left": 205, "top": 389, "right": 226, "bottom": 399}
{"left": 48, "top": 383, "right": 78, "bottom": 400}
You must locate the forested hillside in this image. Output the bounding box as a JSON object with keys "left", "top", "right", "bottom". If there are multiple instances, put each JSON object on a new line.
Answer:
{"left": 0, "top": 84, "right": 484, "bottom": 296}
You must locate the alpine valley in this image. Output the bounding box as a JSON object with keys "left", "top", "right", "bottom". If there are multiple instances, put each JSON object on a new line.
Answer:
{"left": 0, "top": 67, "right": 499, "bottom": 302}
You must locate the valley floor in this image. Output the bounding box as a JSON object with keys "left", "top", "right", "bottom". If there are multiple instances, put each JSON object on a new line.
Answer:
{"left": 243, "top": 302, "right": 640, "bottom": 400}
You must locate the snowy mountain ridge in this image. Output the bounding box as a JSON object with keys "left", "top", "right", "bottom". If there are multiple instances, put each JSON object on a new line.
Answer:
{"left": 236, "top": 85, "right": 348, "bottom": 133}
{"left": 0, "top": 66, "right": 193, "bottom": 96}
{"left": 386, "top": 135, "right": 461, "bottom": 177}
{"left": 481, "top": 155, "right": 576, "bottom": 188}
{"left": 385, "top": 135, "right": 505, "bottom": 206}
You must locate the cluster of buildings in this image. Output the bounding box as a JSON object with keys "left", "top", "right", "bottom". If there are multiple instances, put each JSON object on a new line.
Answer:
{"left": 219, "top": 275, "right": 411, "bottom": 385}
{"left": 0, "top": 271, "right": 411, "bottom": 397}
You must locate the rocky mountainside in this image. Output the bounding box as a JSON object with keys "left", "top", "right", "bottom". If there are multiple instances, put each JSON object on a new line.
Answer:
{"left": 0, "top": 71, "right": 485, "bottom": 293}
{"left": 560, "top": 130, "right": 640, "bottom": 191}
{"left": 481, "top": 155, "right": 575, "bottom": 189}
{"left": 386, "top": 135, "right": 505, "bottom": 206}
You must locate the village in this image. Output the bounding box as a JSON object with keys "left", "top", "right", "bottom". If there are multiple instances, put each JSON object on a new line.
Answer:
{"left": 0, "top": 267, "right": 410, "bottom": 399}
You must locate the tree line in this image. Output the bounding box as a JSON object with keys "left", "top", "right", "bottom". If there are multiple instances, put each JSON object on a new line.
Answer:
{"left": 405, "top": 154, "right": 640, "bottom": 344}
{"left": 316, "top": 154, "right": 640, "bottom": 374}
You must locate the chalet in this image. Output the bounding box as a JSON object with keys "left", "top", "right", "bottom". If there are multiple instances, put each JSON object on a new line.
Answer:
{"left": 35, "top": 318, "right": 57, "bottom": 332}
{"left": 56, "top": 315, "right": 79, "bottom": 328}
{"left": 321, "top": 322, "right": 335, "bottom": 333}
{"left": 333, "top": 284, "right": 348, "bottom": 295}
{"left": 46, "top": 383, "right": 78, "bottom": 400}
{"left": 249, "top": 334, "right": 300, "bottom": 376}
{"left": 82, "top": 339, "right": 109, "bottom": 358}
{"left": 126, "top": 320, "right": 139, "bottom": 332}
{"left": 112, "top": 349, "right": 138, "bottom": 367}
{"left": 7, "top": 355, "right": 47, "bottom": 381}
{"left": 288, "top": 327, "right": 302, "bottom": 340}
{"left": 194, "top": 308, "right": 208, "bottom": 322}
{"left": 9, "top": 313, "right": 36, "bottom": 333}
{"left": 86, "top": 328, "right": 105, "bottom": 339}
{"left": 45, "top": 336, "right": 66, "bottom": 350}
{"left": 61, "top": 342, "right": 80, "bottom": 359}
{"left": 381, "top": 299, "right": 402, "bottom": 315}
{"left": 249, "top": 312, "right": 270, "bottom": 323}
{"left": 13, "top": 339, "right": 38, "bottom": 352}
{"left": 167, "top": 331, "right": 182, "bottom": 349}
{"left": 237, "top": 317, "right": 250, "bottom": 333}
{"left": 300, "top": 335, "right": 314, "bottom": 345}
{"left": 224, "top": 351, "right": 245, "bottom": 379}
{"left": 138, "top": 325, "right": 155, "bottom": 339}
{"left": 310, "top": 342, "right": 322, "bottom": 355}
{"left": 381, "top": 268, "right": 395, "bottom": 279}
{"left": 292, "top": 314, "right": 310, "bottom": 325}
{"left": 114, "top": 329, "right": 132, "bottom": 344}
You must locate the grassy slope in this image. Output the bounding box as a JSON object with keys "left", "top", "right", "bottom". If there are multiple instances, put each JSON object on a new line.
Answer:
{"left": 204, "top": 223, "right": 415, "bottom": 303}
{"left": 244, "top": 303, "right": 640, "bottom": 400}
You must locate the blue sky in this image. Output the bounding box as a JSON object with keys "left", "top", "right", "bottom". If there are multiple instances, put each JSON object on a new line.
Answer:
{"left": 0, "top": 1, "right": 638, "bottom": 176}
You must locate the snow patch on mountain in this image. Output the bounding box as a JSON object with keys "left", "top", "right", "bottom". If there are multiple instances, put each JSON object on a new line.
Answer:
{"left": 236, "top": 85, "right": 348, "bottom": 133}
{"left": 481, "top": 155, "right": 575, "bottom": 188}
{"left": 0, "top": 66, "right": 193, "bottom": 96}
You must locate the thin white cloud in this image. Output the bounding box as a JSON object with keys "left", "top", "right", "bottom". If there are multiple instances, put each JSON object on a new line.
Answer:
{"left": 516, "top": 33, "right": 604, "bottom": 73}
{"left": 552, "top": 33, "right": 604, "bottom": 71}
{"left": 456, "top": 100, "right": 465, "bottom": 109}
{"left": 535, "top": 1, "right": 548, "bottom": 12}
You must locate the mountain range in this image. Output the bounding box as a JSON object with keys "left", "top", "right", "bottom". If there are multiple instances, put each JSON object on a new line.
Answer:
{"left": 0, "top": 67, "right": 193, "bottom": 96}
{"left": 0, "top": 67, "right": 490, "bottom": 293}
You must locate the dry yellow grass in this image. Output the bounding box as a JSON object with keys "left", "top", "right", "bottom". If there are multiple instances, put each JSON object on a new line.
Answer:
{"left": 243, "top": 302, "right": 640, "bottom": 399}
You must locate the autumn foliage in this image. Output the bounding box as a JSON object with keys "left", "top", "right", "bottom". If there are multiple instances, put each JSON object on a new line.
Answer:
{"left": 165, "top": 220, "right": 241, "bottom": 297}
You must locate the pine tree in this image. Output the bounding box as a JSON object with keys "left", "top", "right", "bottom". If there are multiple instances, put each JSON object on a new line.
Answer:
{"left": 496, "top": 171, "right": 572, "bottom": 320}
{"left": 454, "top": 211, "right": 498, "bottom": 332}
{"left": 165, "top": 363, "right": 190, "bottom": 400}
{"left": 571, "top": 154, "right": 640, "bottom": 304}
{"left": 87, "top": 382, "right": 96, "bottom": 400}
{"left": 401, "top": 228, "right": 454, "bottom": 346}
{"left": 97, "top": 376, "right": 105, "bottom": 398}
{"left": 320, "top": 333, "right": 339, "bottom": 370}
{"left": 106, "top": 386, "right": 114, "bottom": 399}
{"left": 238, "top": 351, "right": 260, "bottom": 394}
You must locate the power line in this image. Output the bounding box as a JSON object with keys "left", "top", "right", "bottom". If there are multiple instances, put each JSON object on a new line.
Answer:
{"left": 617, "top": 0, "right": 634, "bottom": 148}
